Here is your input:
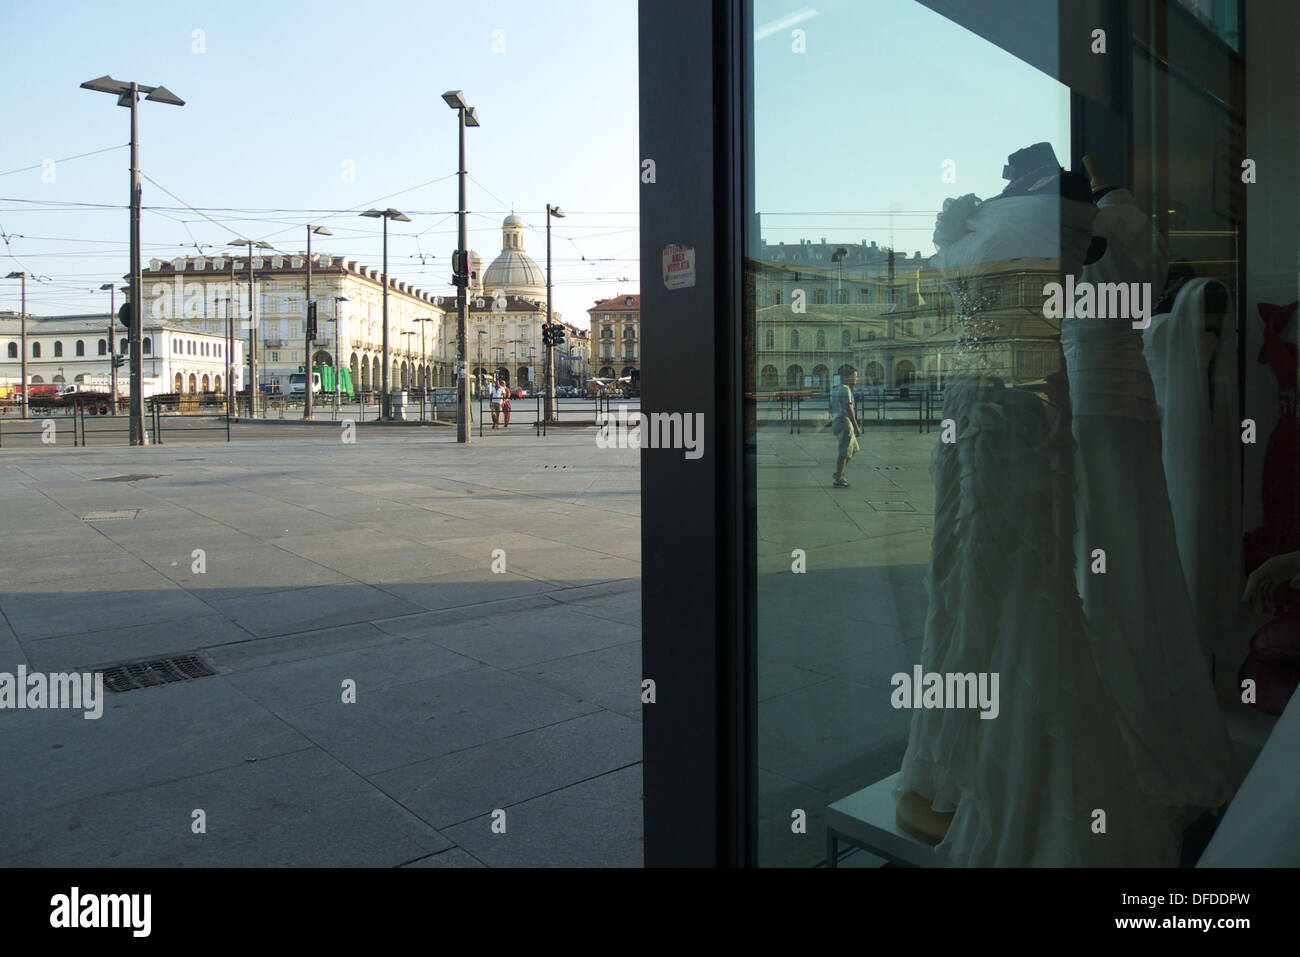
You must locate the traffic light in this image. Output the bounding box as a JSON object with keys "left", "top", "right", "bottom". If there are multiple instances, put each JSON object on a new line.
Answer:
{"left": 552, "top": 324, "right": 566, "bottom": 346}
{"left": 541, "top": 323, "right": 552, "bottom": 347}
{"left": 112, "top": 353, "right": 125, "bottom": 369}
{"left": 306, "top": 302, "right": 317, "bottom": 341}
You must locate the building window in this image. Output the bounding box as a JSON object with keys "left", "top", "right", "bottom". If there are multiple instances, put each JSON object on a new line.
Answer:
{"left": 53, "top": 341, "right": 63, "bottom": 357}
{"left": 98, "top": 339, "right": 106, "bottom": 355}
{"left": 813, "top": 289, "right": 828, "bottom": 305}
{"left": 815, "top": 330, "right": 826, "bottom": 349}
{"left": 120, "top": 338, "right": 128, "bottom": 353}
{"left": 271, "top": 351, "right": 280, "bottom": 362}
{"left": 32, "top": 342, "right": 41, "bottom": 358}
{"left": 774, "top": 289, "right": 782, "bottom": 305}
{"left": 765, "top": 329, "right": 774, "bottom": 349}
{"left": 75, "top": 340, "right": 85, "bottom": 356}
{"left": 789, "top": 330, "right": 799, "bottom": 350}
{"left": 143, "top": 337, "right": 151, "bottom": 355}
{"left": 6, "top": 343, "right": 15, "bottom": 358}
{"left": 837, "top": 289, "right": 849, "bottom": 304}
{"left": 602, "top": 327, "right": 613, "bottom": 338}
{"left": 860, "top": 288, "right": 873, "bottom": 303}
{"left": 842, "top": 330, "right": 851, "bottom": 347}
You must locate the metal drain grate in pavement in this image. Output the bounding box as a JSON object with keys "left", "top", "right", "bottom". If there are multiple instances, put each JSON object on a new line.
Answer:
{"left": 90, "top": 474, "right": 160, "bottom": 483}
{"left": 82, "top": 509, "right": 140, "bottom": 521}
{"left": 100, "top": 655, "right": 216, "bottom": 693}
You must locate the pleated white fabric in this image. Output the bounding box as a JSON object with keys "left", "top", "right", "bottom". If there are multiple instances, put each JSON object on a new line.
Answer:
{"left": 1142, "top": 279, "right": 1243, "bottom": 671}
{"left": 1068, "top": 193, "right": 1235, "bottom": 813}
{"left": 900, "top": 377, "right": 1181, "bottom": 866}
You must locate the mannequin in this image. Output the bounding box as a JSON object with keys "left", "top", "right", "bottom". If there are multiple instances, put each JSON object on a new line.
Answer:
{"left": 1065, "top": 159, "right": 1235, "bottom": 815}
{"left": 895, "top": 145, "right": 1182, "bottom": 865}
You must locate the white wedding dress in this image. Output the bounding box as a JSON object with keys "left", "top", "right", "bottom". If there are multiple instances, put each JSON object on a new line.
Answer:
{"left": 1142, "top": 279, "right": 1242, "bottom": 677}
{"left": 1066, "top": 190, "right": 1236, "bottom": 813}
{"left": 898, "top": 190, "right": 1182, "bottom": 865}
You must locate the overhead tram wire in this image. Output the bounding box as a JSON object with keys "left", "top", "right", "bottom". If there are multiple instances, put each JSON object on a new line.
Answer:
{"left": 0, "top": 143, "right": 128, "bottom": 179}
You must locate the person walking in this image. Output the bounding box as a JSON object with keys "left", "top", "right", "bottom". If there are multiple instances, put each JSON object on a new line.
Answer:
{"left": 490, "top": 377, "right": 505, "bottom": 429}
{"left": 502, "top": 387, "right": 512, "bottom": 429}
{"left": 830, "top": 367, "right": 862, "bottom": 488}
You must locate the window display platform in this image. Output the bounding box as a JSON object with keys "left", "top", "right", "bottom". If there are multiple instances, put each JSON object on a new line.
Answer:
{"left": 826, "top": 771, "right": 941, "bottom": 868}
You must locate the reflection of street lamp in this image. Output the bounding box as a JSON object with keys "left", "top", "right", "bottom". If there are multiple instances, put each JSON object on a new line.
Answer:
{"left": 359, "top": 208, "right": 411, "bottom": 419}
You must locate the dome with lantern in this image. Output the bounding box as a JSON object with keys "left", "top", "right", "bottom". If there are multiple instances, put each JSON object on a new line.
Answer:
{"left": 481, "top": 214, "right": 546, "bottom": 301}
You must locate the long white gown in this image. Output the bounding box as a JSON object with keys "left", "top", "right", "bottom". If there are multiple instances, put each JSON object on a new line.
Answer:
{"left": 898, "top": 190, "right": 1183, "bottom": 865}
{"left": 1066, "top": 191, "right": 1236, "bottom": 813}
{"left": 1142, "top": 279, "right": 1242, "bottom": 677}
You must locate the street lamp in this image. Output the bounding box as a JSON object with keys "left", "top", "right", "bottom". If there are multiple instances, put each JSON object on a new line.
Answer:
{"left": 545, "top": 203, "right": 565, "bottom": 421}
{"left": 414, "top": 317, "right": 434, "bottom": 395}
{"left": 443, "top": 90, "right": 479, "bottom": 443}
{"left": 303, "top": 224, "right": 332, "bottom": 420}
{"left": 359, "top": 208, "right": 411, "bottom": 419}
{"left": 98, "top": 282, "right": 118, "bottom": 414}
{"left": 6, "top": 272, "right": 27, "bottom": 418}
{"left": 332, "top": 296, "right": 349, "bottom": 414}
{"left": 228, "top": 238, "right": 272, "bottom": 415}
{"left": 81, "top": 75, "right": 184, "bottom": 445}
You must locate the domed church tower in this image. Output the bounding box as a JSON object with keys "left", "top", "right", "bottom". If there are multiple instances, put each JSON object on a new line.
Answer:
{"left": 482, "top": 213, "right": 546, "bottom": 301}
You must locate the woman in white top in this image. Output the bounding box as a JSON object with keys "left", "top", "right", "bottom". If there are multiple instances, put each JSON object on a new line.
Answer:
{"left": 490, "top": 379, "right": 506, "bottom": 429}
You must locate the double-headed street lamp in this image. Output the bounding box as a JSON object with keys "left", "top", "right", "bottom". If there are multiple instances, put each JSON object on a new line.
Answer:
{"left": 359, "top": 209, "right": 410, "bottom": 419}
{"left": 545, "top": 203, "right": 565, "bottom": 421}
{"left": 5, "top": 271, "right": 27, "bottom": 418}
{"left": 228, "top": 238, "right": 273, "bottom": 416}
{"left": 442, "top": 90, "right": 479, "bottom": 444}
{"left": 303, "top": 225, "right": 333, "bottom": 420}
{"left": 81, "top": 75, "right": 184, "bottom": 445}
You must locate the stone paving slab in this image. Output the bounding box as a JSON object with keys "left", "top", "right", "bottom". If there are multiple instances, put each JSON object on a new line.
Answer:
{"left": 0, "top": 427, "right": 642, "bottom": 866}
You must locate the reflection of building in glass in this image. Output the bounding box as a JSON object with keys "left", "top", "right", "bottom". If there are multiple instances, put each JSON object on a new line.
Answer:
{"left": 752, "top": 236, "right": 1065, "bottom": 390}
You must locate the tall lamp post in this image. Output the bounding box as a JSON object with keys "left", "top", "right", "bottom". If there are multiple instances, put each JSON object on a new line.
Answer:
{"left": 98, "top": 282, "right": 117, "bottom": 413}
{"left": 442, "top": 90, "right": 479, "bottom": 444}
{"left": 6, "top": 272, "right": 27, "bottom": 418}
{"left": 81, "top": 76, "right": 184, "bottom": 445}
{"left": 414, "top": 317, "right": 434, "bottom": 396}
{"left": 228, "top": 238, "right": 272, "bottom": 416}
{"left": 359, "top": 209, "right": 410, "bottom": 419}
{"left": 303, "top": 225, "right": 333, "bottom": 420}
{"left": 332, "top": 296, "right": 349, "bottom": 414}
{"left": 545, "top": 203, "right": 565, "bottom": 421}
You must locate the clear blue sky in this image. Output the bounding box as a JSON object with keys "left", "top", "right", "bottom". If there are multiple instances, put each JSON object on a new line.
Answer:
{"left": 0, "top": 0, "right": 639, "bottom": 325}
{"left": 753, "top": 0, "right": 1070, "bottom": 259}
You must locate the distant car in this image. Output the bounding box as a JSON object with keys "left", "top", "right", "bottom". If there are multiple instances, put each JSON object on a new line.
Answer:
{"left": 510, "top": 387, "right": 526, "bottom": 399}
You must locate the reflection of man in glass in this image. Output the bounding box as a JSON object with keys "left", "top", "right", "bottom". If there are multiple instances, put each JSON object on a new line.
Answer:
{"left": 831, "top": 367, "right": 862, "bottom": 488}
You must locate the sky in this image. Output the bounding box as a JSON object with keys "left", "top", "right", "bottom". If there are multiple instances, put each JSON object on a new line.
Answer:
{"left": 752, "top": 0, "right": 1071, "bottom": 259}
{"left": 0, "top": 0, "right": 639, "bottom": 325}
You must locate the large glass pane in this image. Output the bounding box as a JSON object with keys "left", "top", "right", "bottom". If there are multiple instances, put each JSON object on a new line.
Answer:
{"left": 745, "top": 0, "right": 1282, "bottom": 867}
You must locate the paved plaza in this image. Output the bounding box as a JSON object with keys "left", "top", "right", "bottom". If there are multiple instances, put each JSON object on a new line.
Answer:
{"left": 0, "top": 422, "right": 642, "bottom": 867}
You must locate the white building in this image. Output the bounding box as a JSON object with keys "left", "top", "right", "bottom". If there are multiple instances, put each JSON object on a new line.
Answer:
{"left": 0, "top": 312, "right": 243, "bottom": 395}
